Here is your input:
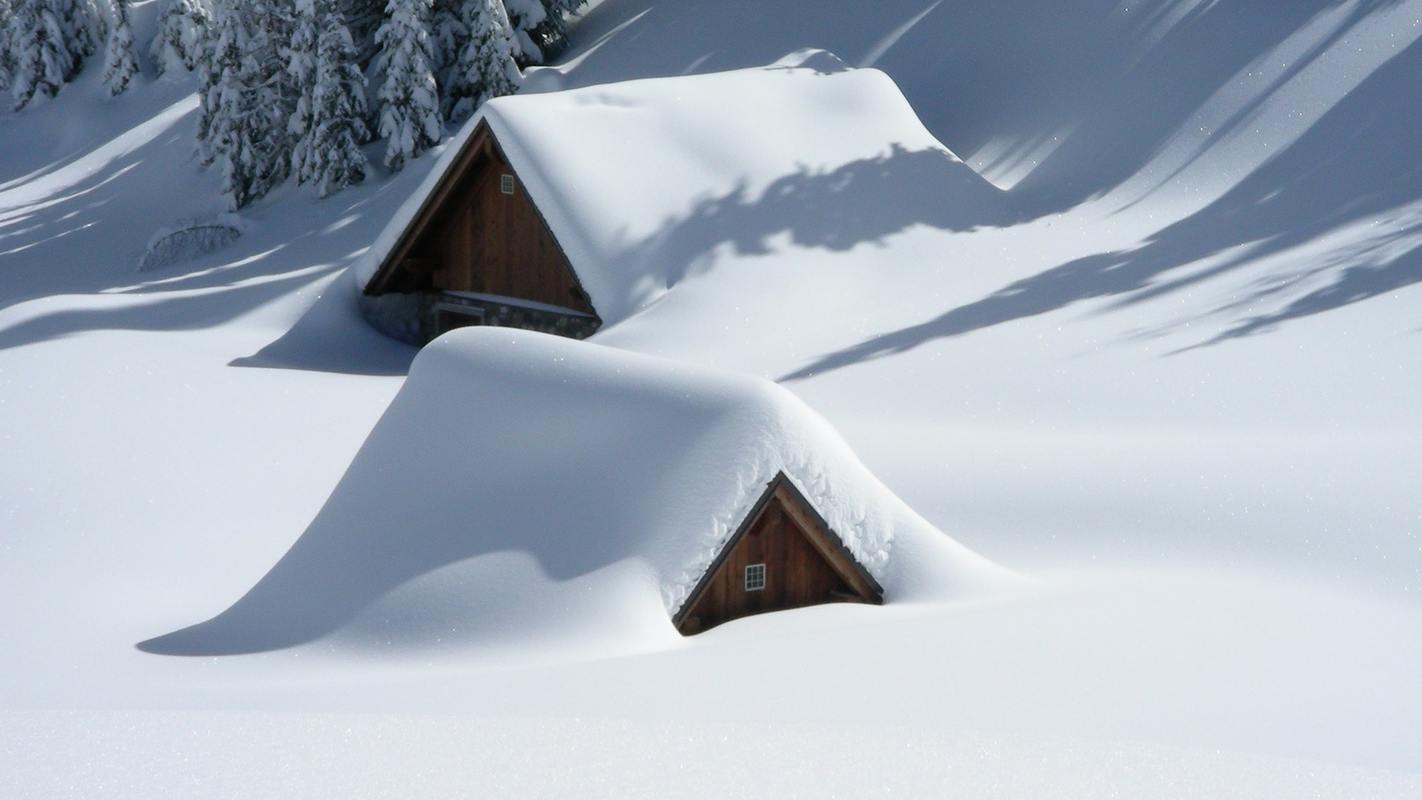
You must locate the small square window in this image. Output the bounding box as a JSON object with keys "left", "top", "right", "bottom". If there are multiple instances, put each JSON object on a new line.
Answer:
{"left": 744, "top": 563, "right": 766, "bottom": 592}
{"left": 500, "top": 174, "right": 515, "bottom": 195}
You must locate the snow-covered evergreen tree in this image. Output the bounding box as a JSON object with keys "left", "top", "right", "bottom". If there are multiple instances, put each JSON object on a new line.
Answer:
{"left": 8, "top": 0, "right": 74, "bottom": 109}
{"left": 55, "top": 0, "right": 102, "bottom": 74}
{"left": 374, "top": 0, "right": 441, "bottom": 171}
{"left": 4, "top": 0, "right": 110, "bottom": 108}
{"left": 149, "top": 0, "right": 211, "bottom": 77}
{"left": 443, "top": 0, "right": 517, "bottom": 121}
{"left": 101, "top": 0, "right": 137, "bottom": 95}
{"left": 201, "top": 2, "right": 292, "bottom": 208}
{"left": 427, "top": 0, "right": 462, "bottom": 85}
{"left": 250, "top": 0, "right": 296, "bottom": 198}
{"left": 500, "top": 0, "right": 543, "bottom": 65}
{"left": 303, "top": 0, "right": 368, "bottom": 195}
{"left": 0, "top": 1, "right": 13, "bottom": 92}
{"left": 194, "top": 10, "right": 223, "bottom": 164}
{"left": 199, "top": 5, "right": 243, "bottom": 175}
{"left": 530, "top": 0, "right": 582, "bottom": 59}
{"left": 542, "top": 0, "right": 583, "bottom": 20}
{"left": 286, "top": 0, "right": 319, "bottom": 181}
{"left": 341, "top": 0, "right": 384, "bottom": 66}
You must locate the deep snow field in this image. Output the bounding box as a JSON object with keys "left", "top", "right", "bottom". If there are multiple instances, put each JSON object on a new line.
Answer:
{"left": 3, "top": 0, "right": 1421, "bottom": 796}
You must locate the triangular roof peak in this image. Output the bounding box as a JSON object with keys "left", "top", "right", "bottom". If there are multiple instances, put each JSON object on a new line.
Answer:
{"left": 363, "top": 119, "right": 502, "bottom": 296}
{"left": 673, "top": 470, "right": 885, "bottom": 634}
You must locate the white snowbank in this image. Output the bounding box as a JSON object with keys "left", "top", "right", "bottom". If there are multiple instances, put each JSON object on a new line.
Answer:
{"left": 353, "top": 54, "right": 1011, "bottom": 324}
{"left": 143, "top": 327, "right": 1003, "bottom": 655}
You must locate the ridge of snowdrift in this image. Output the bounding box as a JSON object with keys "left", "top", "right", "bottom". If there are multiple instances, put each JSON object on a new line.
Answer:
{"left": 352, "top": 56, "right": 1012, "bottom": 326}
{"left": 140, "top": 328, "right": 1005, "bottom": 656}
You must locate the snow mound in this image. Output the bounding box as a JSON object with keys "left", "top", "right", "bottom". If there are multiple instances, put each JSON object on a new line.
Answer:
{"left": 137, "top": 214, "right": 244, "bottom": 271}
{"left": 353, "top": 57, "right": 1013, "bottom": 325}
{"left": 141, "top": 328, "right": 1004, "bottom": 656}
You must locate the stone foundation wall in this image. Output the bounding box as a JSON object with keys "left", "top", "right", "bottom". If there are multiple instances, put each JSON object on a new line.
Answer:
{"left": 357, "top": 291, "right": 425, "bottom": 346}
{"left": 358, "top": 290, "right": 600, "bottom": 345}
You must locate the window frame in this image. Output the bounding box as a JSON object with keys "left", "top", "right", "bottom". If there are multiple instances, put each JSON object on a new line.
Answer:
{"left": 744, "top": 563, "right": 766, "bottom": 592}
{"left": 499, "top": 174, "right": 515, "bottom": 195}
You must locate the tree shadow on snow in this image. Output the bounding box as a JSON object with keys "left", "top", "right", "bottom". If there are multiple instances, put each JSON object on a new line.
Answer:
{"left": 568, "top": 0, "right": 1405, "bottom": 215}
{"left": 0, "top": 116, "right": 204, "bottom": 310}
{"left": 782, "top": 31, "right": 1422, "bottom": 380}
{"left": 1007, "top": 0, "right": 1410, "bottom": 213}
{"left": 0, "top": 78, "right": 427, "bottom": 376}
{"left": 0, "top": 144, "right": 420, "bottom": 375}
{"left": 624, "top": 143, "right": 1018, "bottom": 301}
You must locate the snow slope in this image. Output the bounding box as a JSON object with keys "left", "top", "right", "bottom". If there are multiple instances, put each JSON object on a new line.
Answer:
{"left": 140, "top": 328, "right": 1002, "bottom": 657}
{"left": 552, "top": 0, "right": 1422, "bottom": 595}
{"left": 3, "top": 0, "right": 1421, "bottom": 795}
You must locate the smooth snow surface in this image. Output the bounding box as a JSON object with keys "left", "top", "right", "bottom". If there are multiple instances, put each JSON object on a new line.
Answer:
{"left": 4, "top": 0, "right": 1422, "bottom": 796}
{"left": 143, "top": 328, "right": 1001, "bottom": 656}
{"left": 7, "top": 709, "right": 1422, "bottom": 800}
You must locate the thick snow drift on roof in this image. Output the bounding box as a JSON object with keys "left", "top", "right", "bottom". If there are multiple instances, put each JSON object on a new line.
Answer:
{"left": 142, "top": 328, "right": 1003, "bottom": 656}
{"left": 353, "top": 52, "right": 1011, "bottom": 323}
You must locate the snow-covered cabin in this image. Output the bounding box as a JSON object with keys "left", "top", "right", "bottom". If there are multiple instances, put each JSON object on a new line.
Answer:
{"left": 673, "top": 469, "right": 883, "bottom": 634}
{"left": 356, "top": 54, "right": 1004, "bottom": 344}
{"left": 141, "top": 329, "right": 1001, "bottom": 654}
{"left": 360, "top": 118, "right": 601, "bottom": 342}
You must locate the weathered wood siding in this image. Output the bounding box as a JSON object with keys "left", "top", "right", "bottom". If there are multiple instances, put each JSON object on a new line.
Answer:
{"left": 678, "top": 485, "right": 876, "bottom": 635}
{"left": 398, "top": 129, "right": 595, "bottom": 315}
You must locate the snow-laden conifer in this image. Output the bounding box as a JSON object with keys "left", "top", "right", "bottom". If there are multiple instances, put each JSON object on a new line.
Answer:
{"left": 339, "top": 0, "right": 383, "bottom": 67}
{"left": 248, "top": 0, "right": 296, "bottom": 197}
{"left": 193, "top": 10, "right": 222, "bottom": 164}
{"left": 149, "top": 0, "right": 211, "bottom": 76}
{"left": 287, "top": 0, "right": 319, "bottom": 181}
{"left": 0, "top": 0, "right": 14, "bottom": 92}
{"left": 200, "top": 6, "right": 245, "bottom": 183}
{"left": 542, "top": 0, "right": 583, "bottom": 19}
{"left": 55, "top": 0, "right": 102, "bottom": 73}
{"left": 257, "top": 0, "right": 298, "bottom": 174}
{"left": 530, "top": 0, "right": 582, "bottom": 59}
{"left": 4, "top": 0, "right": 109, "bottom": 108}
{"left": 8, "top": 0, "right": 74, "bottom": 109}
{"left": 202, "top": 3, "right": 291, "bottom": 208}
{"left": 374, "top": 0, "right": 441, "bottom": 171}
{"left": 500, "top": 0, "right": 543, "bottom": 65}
{"left": 101, "top": 0, "right": 137, "bottom": 95}
{"left": 427, "top": 0, "right": 462, "bottom": 88}
{"left": 443, "top": 0, "right": 517, "bottom": 121}
{"left": 305, "top": 0, "right": 368, "bottom": 195}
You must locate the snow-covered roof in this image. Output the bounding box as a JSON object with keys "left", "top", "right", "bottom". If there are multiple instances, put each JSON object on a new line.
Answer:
{"left": 355, "top": 51, "right": 1006, "bottom": 325}
{"left": 146, "top": 328, "right": 1003, "bottom": 654}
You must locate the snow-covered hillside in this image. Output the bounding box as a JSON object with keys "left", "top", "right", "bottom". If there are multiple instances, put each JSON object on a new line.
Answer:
{"left": 556, "top": 0, "right": 1422, "bottom": 593}
{"left": 2, "top": 0, "right": 1420, "bottom": 796}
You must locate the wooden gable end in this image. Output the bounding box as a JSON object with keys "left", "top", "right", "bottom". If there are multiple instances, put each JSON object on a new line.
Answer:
{"left": 364, "top": 121, "right": 597, "bottom": 318}
{"left": 674, "top": 473, "right": 884, "bottom": 636}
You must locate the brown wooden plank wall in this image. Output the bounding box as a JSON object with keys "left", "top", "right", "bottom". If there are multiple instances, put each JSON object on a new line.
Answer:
{"left": 680, "top": 494, "right": 860, "bottom": 633}
{"left": 409, "top": 144, "right": 594, "bottom": 314}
